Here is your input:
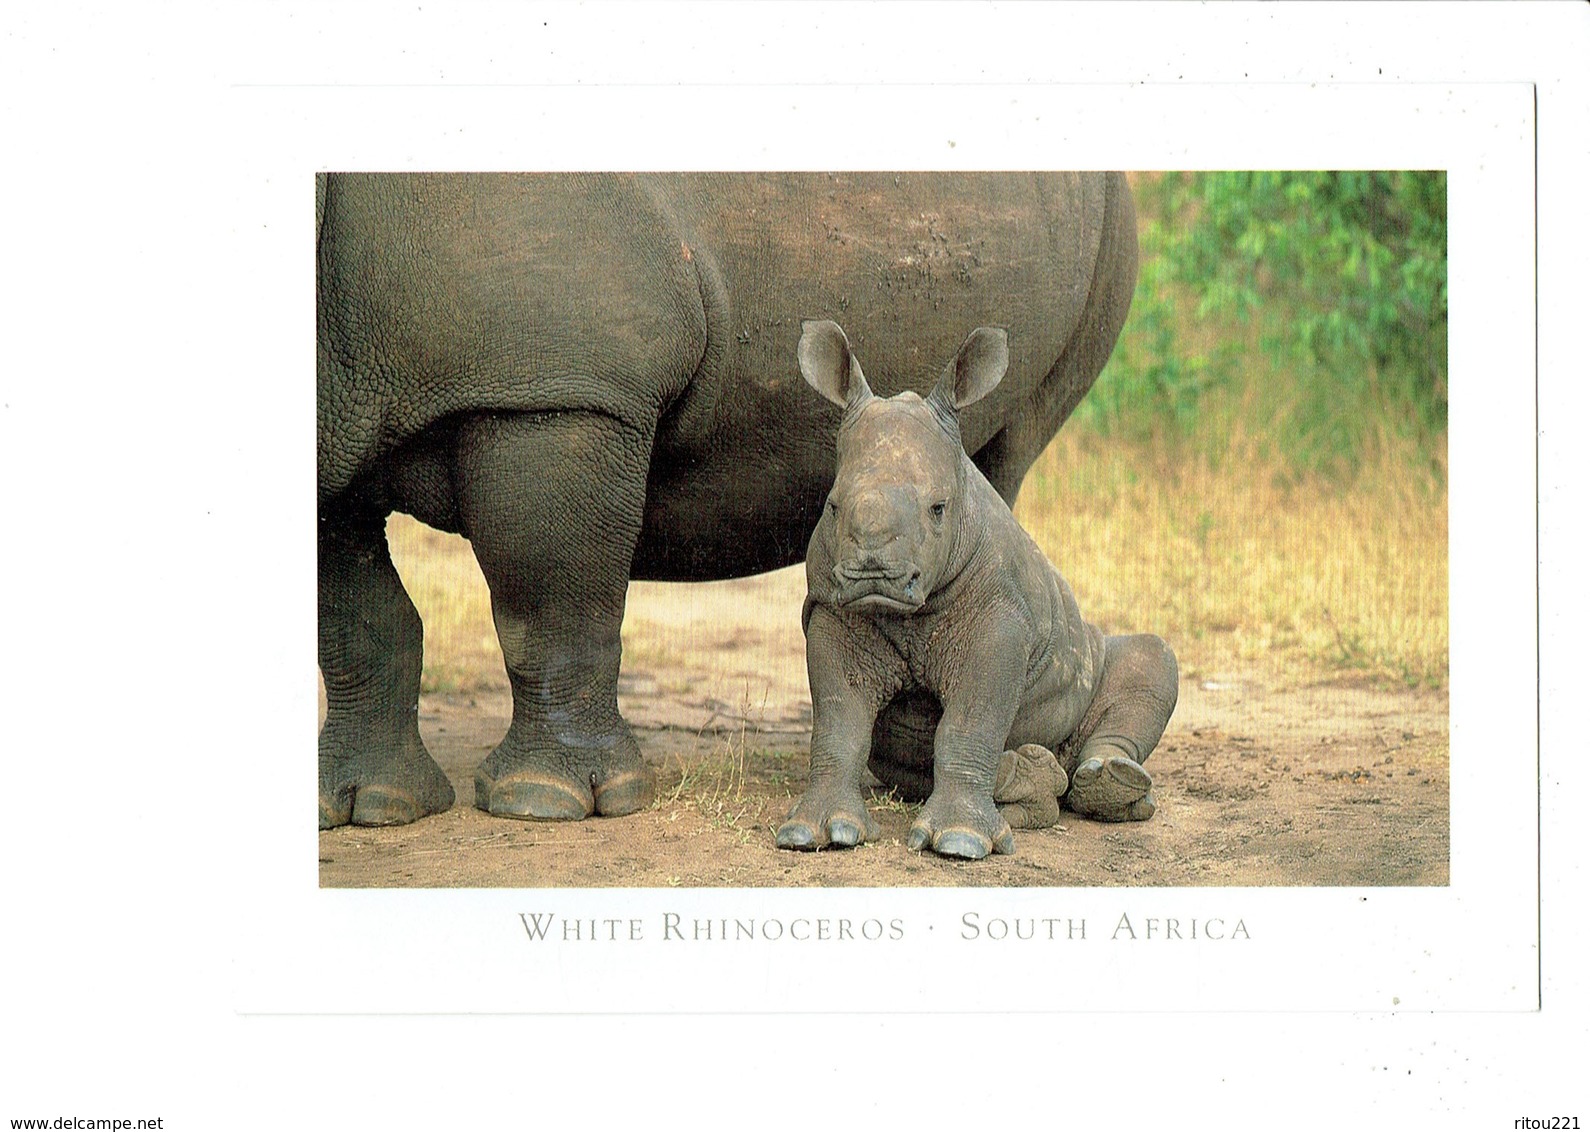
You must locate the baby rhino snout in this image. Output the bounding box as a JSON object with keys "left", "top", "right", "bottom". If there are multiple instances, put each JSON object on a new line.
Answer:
{"left": 833, "top": 556, "right": 921, "bottom": 587}
{"left": 829, "top": 486, "right": 927, "bottom": 610}
{"left": 834, "top": 487, "right": 914, "bottom": 577}
{"left": 843, "top": 487, "right": 906, "bottom": 551}
{"left": 831, "top": 557, "right": 923, "bottom": 611}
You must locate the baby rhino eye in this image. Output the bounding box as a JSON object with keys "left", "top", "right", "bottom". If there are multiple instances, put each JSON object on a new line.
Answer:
{"left": 931, "top": 501, "right": 948, "bottom": 519}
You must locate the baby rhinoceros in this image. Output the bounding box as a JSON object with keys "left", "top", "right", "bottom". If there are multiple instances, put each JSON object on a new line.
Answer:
{"left": 777, "top": 320, "right": 1180, "bottom": 860}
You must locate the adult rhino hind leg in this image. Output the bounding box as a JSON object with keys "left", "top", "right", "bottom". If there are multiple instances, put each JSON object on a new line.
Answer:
{"left": 457, "top": 410, "right": 655, "bottom": 822}
{"left": 318, "top": 504, "right": 456, "bottom": 829}
{"left": 1062, "top": 634, "right": 1179, "bottom": 823}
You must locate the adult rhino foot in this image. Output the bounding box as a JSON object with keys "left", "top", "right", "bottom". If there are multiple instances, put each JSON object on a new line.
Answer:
{"left": 907, "top": 789, "right": 1015, "bottom": 860}
{"left": 776, "top": 785, "right": 880, "bottom": 850}
{"left": 994, "top": 744, "right": 1069, "bottom": 830}
{"left": 319, "top": 740, "right": 456, "bottom": 830}
{"left": 474, "top": 742, "right": 654, "bottom": 822}
{"left": 1065, "top": 753, "right": 1156, "bottom": 822}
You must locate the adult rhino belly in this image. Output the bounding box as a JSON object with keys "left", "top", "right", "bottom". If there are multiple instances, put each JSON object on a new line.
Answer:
{"left": 631, "top": 172, "right": 1113, "bottom": 581}
{"left": 632, "top": 422, "right": 835, "bottom": 580}
{"left": 316, "top": 172, "right": 707, "bottom": 501}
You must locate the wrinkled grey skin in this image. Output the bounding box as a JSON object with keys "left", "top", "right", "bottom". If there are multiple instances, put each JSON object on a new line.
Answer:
{"left": 777, "top": 321, "right": 1179, "bottom": 860}
{"left": 317, "top": 172, "right": 1139, "bottom": 830}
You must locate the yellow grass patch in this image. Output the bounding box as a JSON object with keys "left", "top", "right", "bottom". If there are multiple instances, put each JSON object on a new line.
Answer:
{"left": 384, "top": 430, "right": 1447, "bottom": 694}
{"left": 385, "top": 517, "right": 502, "bottom": 693}
{"left": 1015, "top": 431, "right": 1448, "bottom": 687}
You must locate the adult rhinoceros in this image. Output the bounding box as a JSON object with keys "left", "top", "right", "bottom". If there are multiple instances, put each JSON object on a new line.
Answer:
{"left": 317, "top": 171, "right": 1138, "bottom": 829}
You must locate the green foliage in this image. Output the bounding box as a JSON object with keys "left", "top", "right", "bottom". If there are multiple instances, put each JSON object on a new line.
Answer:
{"left": 1082, "top": 171, "right": 1447, "bottom": 481}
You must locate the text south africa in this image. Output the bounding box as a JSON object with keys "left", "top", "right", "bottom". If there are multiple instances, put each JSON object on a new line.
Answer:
{"left": 518, "top": 912, "right": 1251, "bottom": 943}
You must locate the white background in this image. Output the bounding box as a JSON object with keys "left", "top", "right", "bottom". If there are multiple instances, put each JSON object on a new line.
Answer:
{"left": 3, "top": 3, "right": 1585, "bottom": 1128}
{"left": 235, "top": 83, "right": 1536, "bottom": 1017}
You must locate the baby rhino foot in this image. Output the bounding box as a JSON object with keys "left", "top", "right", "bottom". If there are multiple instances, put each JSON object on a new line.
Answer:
{"left": 907, "top": 789, "right": 1015, "bottom": 860}
{"left": 776, "top": 786, "right": 880, "bottom": 850}
{"left": 993, "top": 743, "right": 1069, "bottom": 829}
{"left": 1065, "top": 754, "right": 1156, "bottom": 822}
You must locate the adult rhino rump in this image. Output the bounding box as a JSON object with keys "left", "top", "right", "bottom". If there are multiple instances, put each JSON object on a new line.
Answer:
{"left": 317, "top": 172, "right": 711, "bottom": 509}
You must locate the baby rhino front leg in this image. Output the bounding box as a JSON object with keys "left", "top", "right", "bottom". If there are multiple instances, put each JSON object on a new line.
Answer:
{"left": 776, "top": 700, "right": 881, "bottom": 850}
{"left": 907, "top": 713, "right": 1025, "bottom": 860}
{"left": 777, "top": 609, "right": 887, "bottom": 851}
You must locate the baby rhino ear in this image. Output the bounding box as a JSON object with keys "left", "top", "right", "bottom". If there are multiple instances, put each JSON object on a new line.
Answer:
{"left": 932, "top": 326, "right": 1009, "bottom": 410}
{"left": 799, "top": 319, "right": 873, "bottom": 408}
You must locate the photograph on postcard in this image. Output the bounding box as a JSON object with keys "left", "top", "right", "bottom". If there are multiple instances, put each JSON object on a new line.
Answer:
{"left": 316, "top": 169, "right": 1448, "bottom": 889}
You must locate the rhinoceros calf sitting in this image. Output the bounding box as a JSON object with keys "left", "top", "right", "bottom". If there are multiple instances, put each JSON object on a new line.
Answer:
{"left": 776, "top": 320, "right": 1180, "bottom": 860}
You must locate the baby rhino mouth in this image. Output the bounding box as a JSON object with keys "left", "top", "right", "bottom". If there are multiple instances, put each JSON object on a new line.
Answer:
{"left": 832, "top": 560, "right": 925, "bottom": 612}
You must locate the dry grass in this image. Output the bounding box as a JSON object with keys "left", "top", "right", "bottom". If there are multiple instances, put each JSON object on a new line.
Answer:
{"left": 656, "top": 725, "right": 766, "bottom": 838}
{"left": 385, "top": 517, "right": 502, "bottom": 693}
{"left": 1014, "top": 430, "right": 1448, "bottom": 688}
{"left": 384, "top": 427, "right": 1447, "bottom": 695}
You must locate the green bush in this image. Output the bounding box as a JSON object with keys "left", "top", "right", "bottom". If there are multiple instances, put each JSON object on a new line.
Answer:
{"left": 1082, "top": 171, "right": 1447, "bottom": 482}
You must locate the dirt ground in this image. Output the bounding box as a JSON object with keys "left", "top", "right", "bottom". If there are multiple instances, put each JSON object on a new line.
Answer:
{"left": 318, "top": 567, "right": 1448, "bottom": 888}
